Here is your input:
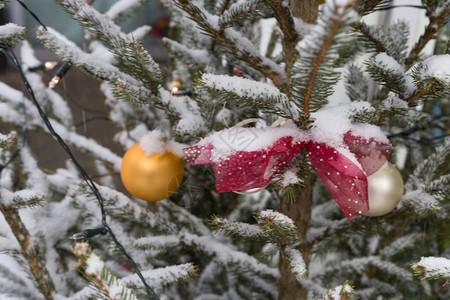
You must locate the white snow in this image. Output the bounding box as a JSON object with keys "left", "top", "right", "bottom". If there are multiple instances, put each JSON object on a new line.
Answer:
{"left": 327, "top": 283, "right": 353, "bottom": 299}
{"left": 159, "top": 88, "right": 206, "bottom": 134}
{"left": 85, "top": 252, "right": 105, "bottom": 276}
{"left": 121, "top": 263, "right": 196, "bottom": 289}
{"left": 284, "top": 246, "right": 306, "bottom": 279}
{"left": 202, "top": 73, "right": 289, "bottom": 103}
{"left": 281, "top": 165, "right": 302, "bottom": 187}
{"left": 139, "top": 130, "right": 184, "bottom": 157}
{"left": 415, "top": 256, "right": 450, "bottom": 278}
{"left": 259, "top": 209, "right": 295, "bottom": 228}
{"left": 0, "top": 188, "right": 42, "bottom": 207}
{"left": 420, "top": 54, "right": 450, "bottom": 82}
{"left": 400, "top": 190, "right": 441, "bottom": 214}
{"left": 105, "top": 0, "right": 147, "bottom": 20}
{"left": 212, "top": 216, "right": 264, "bottom": 238}
{"left": 0, "top": 23, "right": 25, "bottom": 39}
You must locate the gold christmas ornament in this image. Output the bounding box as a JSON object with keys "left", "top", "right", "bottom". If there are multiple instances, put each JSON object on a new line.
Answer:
{"left": 364, "top": 161, "right": 404, "bottom": 217}
{"left": 120, "top": 133, "right": 184, "bottom": 202}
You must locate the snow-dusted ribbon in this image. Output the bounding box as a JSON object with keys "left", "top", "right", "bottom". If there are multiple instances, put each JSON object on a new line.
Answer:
{"left": 183, "top": 121, "right": 391, "bottom": 220}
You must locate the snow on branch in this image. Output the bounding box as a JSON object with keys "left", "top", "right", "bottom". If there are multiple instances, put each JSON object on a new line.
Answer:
{"left": 256, "top": 209, "right": 299, "bottom": 245}
{"left": 283, "top": 245, "right": 306, "bottom": 280}
{"left": 412, "top": 256, "right": 450, "bottom": 285}
{"left": 291, "top": 0, "right": 359, "bottom": 115}
{"left": 199, "top": 73, "right": 295, "bottom": 118}
{"left": 0, "top": 188, "right": 44, "bottom": 209}
{"left": 175, "top": 0, "right": 284, "bottom": 86}
{"left": 121, "top": 263, "right": 197, "bottom": 291}
{"left": 163, "top": 38, "right": 211, "bottom": 66}
{"left": 218, "top": 0, "right": 264, "bottom": 29}
{"left": 89, "top": 185, "right": 177, "bottom": 233}
{"left": 378, "top": 233, "right": 422, "bottom": 259}
{"left": 105, "top": 0, "right": 149, "bottom": 22}
{"left": 55, "top": 0, "right": 161, "bottom": 94}
{"left": 401, "top": 140, "right": 449, "bottom": 215}
{"left": 316, "top": 256, "right": 413, "bottom": 281}
{"left": 353, "top": 20, "right": 409, "bottom": 63}
{"left": 21, "top": 41, "right": 73, "bottom": 128}
{"left": 36, "top": 26, "right": 139, "bottom": 85}
{"left": 210, "top": 215, "right": 264, "bottom": 239}
{"left": 368, "top": 52, "right": 415, "bottom": 99}
{"left": 73, "top": 242, "right": 138, "bottom": 300}
{"left": 0, "top": 23, "right": 25, "bottom": 46}
{"left": 159, "top": 88, "right": 206, "bottom": 135}
{"left": 321, "top": 282, "right": 354, "bottom": 300}
{"left": 135, "top": 233, "right": 278, "bottom": 278}
{"left": 409, "top": 55, "right": 450, "bottom": 102}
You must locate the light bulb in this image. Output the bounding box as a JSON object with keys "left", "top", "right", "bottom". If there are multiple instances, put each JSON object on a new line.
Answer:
{"left": 49, "top": 76, "right": 60, "bottom": 89}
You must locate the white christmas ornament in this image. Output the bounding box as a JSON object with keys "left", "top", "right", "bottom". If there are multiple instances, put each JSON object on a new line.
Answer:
{"left": 364, "top": 162, "right": 404, "bottom": 217}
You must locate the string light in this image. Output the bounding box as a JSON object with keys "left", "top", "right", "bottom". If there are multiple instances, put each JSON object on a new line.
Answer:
{"left": 2, "top": 1, "right": 161, "bottom": 299}
{"left": 49, "top": 62, "right": 71, "bottom": 89}
{"left": 28, "top": 61, "right": 58, "bottom": 72}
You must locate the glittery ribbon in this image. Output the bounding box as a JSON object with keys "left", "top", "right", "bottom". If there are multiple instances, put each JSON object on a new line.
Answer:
{"left": 183, "top": 123, "right": 391, "bottom": 219}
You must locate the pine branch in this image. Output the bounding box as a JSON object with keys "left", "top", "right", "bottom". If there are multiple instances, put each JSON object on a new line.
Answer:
{"left": 210, "top": 215, "right": 264, "bottom": 239}
{"left": 121, "top": 263, "right": 198, "bottom": 291}
{"left": 73, "top": 242, "right": 138, "bottom": 300}
{"left": 218, "top": 0, "right": 264, "bottom": 30}
{"left": 405, "top": 4, "right": 450, "bottom": 68}
{"left": 405, "top": 81, "right": 439, "bottom": 104}
{"left": 256, "top": 209, "right": 300, "bottom": 246}
{"left": 0, "top": 196, "right": 55, "bottom": 300}
{"left": 198, "top": 73, "right": 295, "bottom": 118}
{"left": 355, "top": 0, "right": 390, "bottom": 15}
{"left": 54, "top": 0, "right": 162, "bottom": 95}
{"left": 412, "top": 256, "right": 450, "bottom": 285}
{"left": 291, "top": 0, "right": 358, "bottom": 119}
{"left": 105, "top": 0, "right": 150, "bottom": 23}
{"left": 0, "top": 23, "right": 26, "bottom": 46}
{"left": 265, "top": 0, "right": 299, "bottom": 77}
{"left": 175, "top": 0, "right": 285, "bottom": 88}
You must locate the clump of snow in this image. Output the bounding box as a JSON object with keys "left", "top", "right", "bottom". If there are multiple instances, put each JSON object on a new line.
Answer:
{"left": 284, "top": 245, "right": 306, "bottom": 279}
{"left": 327, "top": 283, "right": 353, "bottom": 299}
{"left": 281, "top": 165, "right": 302, "bottom": 187}
{"left": 159, "top": 88, "right": 206, "bottom": 134}
{"left": 212, "top": 217, "right": 264, "bottom": 238}
{"left": 374, "top": 53, "right": 403, "bottom": 73}
{"left": 121, "top": 263, "right": 197, "bottom": 290}
{"left": 400, "top": 190, "right": 441, "bottom": 214}
{"left": 0, "top": 188, "right": 42, "bottom": 207}
{"left": 202, "top": 73, "right": 289, "bottom": 104}
{"left": 139, "top": 130, "right": 184, "bottom": 157}
{"left": 259, "top": 209, "right": 295, "bottom": 228}
{"left": 0, "top": 23, "right": 25, "bottom": 39}
{"left": 85, "top": 252, "right": 105, "bottom": 276}
{"left": 374, "top": 53, "right": 415, "bottom": 96}
{"left": 382, "top": 95, "right": 408, "bottom": 109}
{"left": 420, "top": 54, "right": 450, "bottom": 83}
{"left": 105, "top": 0, "right": 147, "bottom": 20}
{"left": 415, "top": 256, "right": 450, "bottom": 278}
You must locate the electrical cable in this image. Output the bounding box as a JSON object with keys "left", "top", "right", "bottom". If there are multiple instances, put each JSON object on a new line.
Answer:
{"left": 0, "top": 1, "right": 161, "bottom": 299}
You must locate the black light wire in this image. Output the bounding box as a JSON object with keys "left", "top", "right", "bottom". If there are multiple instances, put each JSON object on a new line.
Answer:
{"left": 0, "top": 46, "right": 27, "bottom": 175}
{"left": 0, "top": 1, "right": 160, "bottom": 299}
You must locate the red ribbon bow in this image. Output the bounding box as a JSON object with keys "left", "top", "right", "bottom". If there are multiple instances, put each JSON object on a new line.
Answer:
{"left": 183, "top": 124, "right": 391, "bottom": 219}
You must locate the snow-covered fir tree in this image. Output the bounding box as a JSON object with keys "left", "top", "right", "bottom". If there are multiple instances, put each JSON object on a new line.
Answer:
{"left": 0, "top": 0, "right": 449, "bottom": 299}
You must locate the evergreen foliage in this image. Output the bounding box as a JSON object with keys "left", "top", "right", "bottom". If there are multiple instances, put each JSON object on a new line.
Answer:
{"left": 0, "top": 0, "right": 448, "bottom": 299}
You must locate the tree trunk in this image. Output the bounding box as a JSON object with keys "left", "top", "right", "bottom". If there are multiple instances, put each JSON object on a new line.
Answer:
{"left": 290, "top": 0, "right": 320, "bottom": 23}
{"left": 277, "top": 174, "right": 315, "bottom": 300}
{"left": 278, "top": 4, "right": 319, "bottom": 299}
